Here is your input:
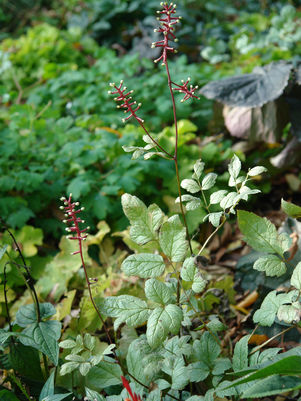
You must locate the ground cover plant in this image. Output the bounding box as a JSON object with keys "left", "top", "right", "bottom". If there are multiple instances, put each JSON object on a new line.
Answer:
{"left": 1, "top": 1, "right": 301, "bottom": 401}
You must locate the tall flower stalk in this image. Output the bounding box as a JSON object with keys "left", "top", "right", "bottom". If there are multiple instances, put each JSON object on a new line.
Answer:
{"left": 109, "top": 1, "right": 201, "bottom": 254}
{"left": 60, "top": 194, "right": 114, "bottom": 344}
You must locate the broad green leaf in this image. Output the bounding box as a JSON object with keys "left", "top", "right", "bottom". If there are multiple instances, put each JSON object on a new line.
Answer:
{"left": 148, "top": 204, "right": 164, "bottom": 232}
{"left": 59, "top": 339, "right": 76, "bottom": 349}
{"left": 159, "top": 215, "right": 188, "bottom": 262}
{"left": 122, "top": 253, "right": 165, "bottom": 278}
{"left": 80, "top": 362, "right": 92, "bottom": 376}
{"left": 237, "top": 210, "right": 290, "bottom": 255}
{"left": 85, "top": 388, "right": 105, "bottom": 401}
{"left": 60, "top": 362, "right": 79, "bottom": 375}
{"left": 277, "top": 302, "right": 301, "bottom": 324}
{"left": 228, "top": 154, "right": 241, "bottom": 179}
{"left": 201, "top": 173, "right": 217, "bottom": 190}
{"left": 86, "top": 360, "right": 122, "bottom": 388}
{"left": 253, "top": 290, "right": 297, "bottom": 326}
{"left": 208, "top": 212, "right": 223, "bottom": 227}
{"left": 186, "top": 199, "right": 202, "bottom": 211}
{"left": 209, "top": 190, "right": 228, "bottom": 205}
{"left": 145, "top": 279, "right": 174, "bottom": 304}
{"left": 185, "top": 397, "right": 205, "bottom": 401}
{"left": 193, "top": 332, "right": 221, "bottom": 367}
{"left": 147, "top": 305, "right": 183, "bottom": 348}
{"left": 180, "top": 258, "right": 207, "bottom": 293}
{"left": 193, "top": 160, "right": 205, "bottom": 180}
{"left": 9, "top": 342, "right": 43, "bottom": 381}
{"left": 121, "top": 194, "right": 156, "bottom": 245}
{"left": 281, "top": 199, "right": 301, "bottom": 218}
{"left": 102, "top": 295, "right": 150, "bottom": 330}
{"left": 16, "top": 303, "right": 56, "bottom": 327}
{"left": 181, "top": 179, "right": 200, "bottom": 194}
{"left": 220, "top": 192, "right": 237, "bottom": 210}
{"left": 291, "top": 262, "right": 301, "bottom": 290}
{"left": 232, "top": 335, "right": 250, "bottom": 372}
{"left": 189, "top": 361, "right": 210, "bottom": 382}
{"left": 225, "top": 353, "right": 301, "bottom": 391}
{"left": 19, "top": 320, "right": 61, "bottom": 365}
{"left": 127, "top": 335, "right": 162, "bottom": 386}
{"left": 253, "top": 255, "right": 286, "bottom": 277}
{"left": 242, "top": 375, "right": 301, "bottom": 398}
{"left": 181, "top": 257, "right": 196, "bottom": 282}
{"left": 162, "top": 355, "right": 190, "bottom": 390}
{"left": 39, "top": 371, "right": 55, "bottom": 401}
{"left": 212, "top": 358, "right": 232, "bottom": 375}
{"left": 247, "top": 166, "right": 267, "bottom": 176}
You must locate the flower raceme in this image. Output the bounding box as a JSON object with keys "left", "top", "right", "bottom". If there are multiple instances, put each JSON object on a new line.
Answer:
{"left": 60, "top": 194, "right": 89, "bottom": 255}
{"left": 108, "top": 81, "right": 143, "bottom": 124}
{"left": 121, "top": 376, "right": 142, "bottom": 401}
{"left": 152, "top": 1, "right": 180, "bottom": 65}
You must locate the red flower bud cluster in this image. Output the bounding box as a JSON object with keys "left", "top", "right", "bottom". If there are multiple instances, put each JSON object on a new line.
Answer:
{"left": 152, "top": 2, "right": 180, "bottom": 65}
{"left": 60, "top": 194, "right": 89, "bottom": 255}
{"left": 172, "top": 77, "right": 200, "bottom": 102}
{"left": 121, "top": 376, "right": 142, "bottom": 401}
{"left": 108, "top": 81, "right": 144, "bottom": 124}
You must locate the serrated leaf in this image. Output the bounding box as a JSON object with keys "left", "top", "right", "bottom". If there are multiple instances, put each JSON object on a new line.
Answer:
{"left": 145, "top": 279, "right": 174, "bottom": 304}
{"left": 186, "top": 200, "right": 202, "bottom": 211}
{"left": 121, "top": 194, "right": 157, "bottom": 245}
{"left": 132, "top": 149, "right": 145, "bottom": 159}
{"left": 162, "top": 355, "right": 190, "bottom": 390}
{"left": 127, "top": 335, "right": 162, "bottom": 386}
{"left": 220, "top": 192, "right": 237, "bottom": 210}
{"left": 86, "top": 360, "right": 122, "bottom": 388}
{"left": 253, "top": 290, "right": 296, "bottom": 326}
{"left": 229, "top": 155, "right": 241, "bottom": 179}
{"left": 193, "top": 160, "right": 205, "bottom": 180}
{"left": 232, "top": 335, "right": 251, "bottom": 372}
{"left": 201, "top": 173, "right": 217, "bottom": 190}
{"left": 159, "top": 215, "right": 188, "bottom": 262}
{"left": 248, "top": 166, "right": 267, "bottom": 176}
{"left": 181, "top": 179, "right": 200, "bottom": 194}
{"left": 253, "top": 255, "right": 286, "bottom": 277}
{"left": 208, "top": 212, "right": 223, "bottom": 227}
{"left": 277, "top": 302, "right": 301, "bottom": 324}
{"left": 122, "top": 253, "right": 165, "bottom": 278}
{"left": 175, "top": 194, "right": 200, "bottom": 203}
{"left": 189, "top": 361, "right": 210, "bottom": 382}
{"left": 20, "top": 321, "right": 61, "bottom": 365}
{"left": 291, "top": 262, "right": 301, "bottom": 290}
{"left": 80, "top": 362, "right": 92, "bottom": 376}
{"left": 181, "top": 258, "right": 207, "bottom": 293}
{"left": 147, "top": 305, "right": 183, "bottom": 348}
{"left": 59, "top": 339, "right": 76, "bottom": 349}
{"left": 148, "top": 204, "right": 164, "bottom": 232}
{"left": 210, "top": 190, "right": 228, "bottom": 205}
{"left": 181, "top": 257, "right": 196, "bottom": 282}
{"left": 102, "top": 295, "right": 150, "bottom": 329}
{"left": 281, "top": 199, "right": 301, "bottom": 218}
{"left": 60, "top": 361, "right": 79, "bottom": 376}
{"left": 193, "top": 332, "right": 221, "bottom": 367}
{"left": 237, "top": 210, "right": 289, "bottom": 255}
